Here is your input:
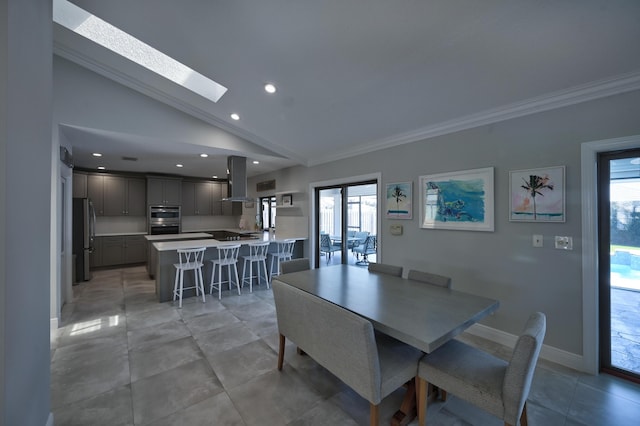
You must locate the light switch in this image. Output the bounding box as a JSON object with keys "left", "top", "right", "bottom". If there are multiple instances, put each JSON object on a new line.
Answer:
{"left": 390, "top": 225, "right": 403, "bottom": 236}
{"left": 554, "top": 236, "right": 573, "bottom": 250}
{"left": 533, "top": 234, "right": 543, "bottom": 247}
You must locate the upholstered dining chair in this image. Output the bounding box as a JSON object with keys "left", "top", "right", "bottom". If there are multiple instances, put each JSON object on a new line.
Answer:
{"left": 280, "top": 258, "right": 310, "bottom": 274}
{"left": 368, "top": 262, "right": 402, "bottom": 277}
{"left": 407, "top": 269, "right": 452, "bottom": 289}
{"left": 416, "top": 312, "right": 546, "bottom": 426}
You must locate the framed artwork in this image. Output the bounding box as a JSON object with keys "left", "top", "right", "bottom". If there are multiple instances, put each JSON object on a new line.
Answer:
{"left": 282, "top": 194, "right": 292, "bottom": 207}
{"left": 419, "top": 167, "right": 494, "bottom": 232}
{"left": 509, "top": 166, "right": 565, "bottom": 222}
{"left": 386, "top": 182, "right": 412, "bottom": 219}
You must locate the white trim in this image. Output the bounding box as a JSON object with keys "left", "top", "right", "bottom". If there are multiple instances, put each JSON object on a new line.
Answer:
{"left": 309, "top": 173, "right": 382, "bottom": 266}
{"left": 50, "top": 317, "right": 58, "bottom": 331}
{"left": 467, "top": 323, "right": 584, "bottom": 372}
{"left": 580, "top": 134, "right": 640, "bottom": 374}
{"left": 46, "top": 412, "right": 54, "bottom": 426}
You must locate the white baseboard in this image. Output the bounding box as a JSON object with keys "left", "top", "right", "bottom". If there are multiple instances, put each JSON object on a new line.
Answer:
{"left": 466, "top": 323, "right": 585, "bottom": 372}
{"left": 46, "top": 412, "right": 54, "bottom": 426}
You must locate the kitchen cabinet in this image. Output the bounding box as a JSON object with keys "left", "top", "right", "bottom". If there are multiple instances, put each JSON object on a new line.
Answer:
{"left": 147, "top": 177, "right": 182, "bottom": 206}
{"left": 73, "top": 172, "right": 88, "bottom": 198}
{"left": 103, "top": 176, "right": 146, "bottom": 216}
{"left": 87, "top": 174, "right": 146, "bottom": 216}
{"left": 212, "top": 182, "right": 224, "bottom": 215}
{"left": 96, "top": 235, "right": 147, "bottom": 267}
{"left": 182, "top": 181, "right": 213, "bottom": 216}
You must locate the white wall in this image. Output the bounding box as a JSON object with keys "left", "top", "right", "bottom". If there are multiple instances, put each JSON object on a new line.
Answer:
{"left": 1, "top": 1, "right": 53, "bottom": 425}
{"left": 248, "top": 88, "right": 640, "bottom": 368}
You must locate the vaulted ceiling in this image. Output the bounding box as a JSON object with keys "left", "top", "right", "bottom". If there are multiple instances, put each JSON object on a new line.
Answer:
{"left": 56, "top": 0, "right": 640, "bottom": 178}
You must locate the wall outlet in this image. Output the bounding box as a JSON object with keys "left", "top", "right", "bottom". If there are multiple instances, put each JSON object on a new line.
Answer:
{"left": 555, "top": 236, "right": 573, "bottom": 250}
{"left": 533, "top": 234, "right": 543, "bottom": 247}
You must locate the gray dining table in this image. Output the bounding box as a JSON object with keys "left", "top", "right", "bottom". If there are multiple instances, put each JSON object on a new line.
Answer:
{"left": 274, "top": 264, "right": 500, "bottom": 354}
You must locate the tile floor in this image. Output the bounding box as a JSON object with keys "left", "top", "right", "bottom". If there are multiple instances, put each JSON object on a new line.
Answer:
{"left": 51, "top": 265, "right": 640, "bottom": 425}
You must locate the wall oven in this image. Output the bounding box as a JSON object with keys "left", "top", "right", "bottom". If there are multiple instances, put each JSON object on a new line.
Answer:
{"left": 148, "top": 206, "right": 181, "bottom": 235}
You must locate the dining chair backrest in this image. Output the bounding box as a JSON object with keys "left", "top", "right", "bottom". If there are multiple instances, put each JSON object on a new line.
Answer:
{"left": 280, "top": 258, "right": 310, "bottom": 274}
{"left": 177, "top": 247, "right": 206, "bottom": 270}
{"left": 368, "top": 262, "right": 402, "bottom": 277}
{"left": 215, "top": 244, "right": 240, "bottom": 265}
{"left": 407, "top": 269, "right": 452, "bottom": 289}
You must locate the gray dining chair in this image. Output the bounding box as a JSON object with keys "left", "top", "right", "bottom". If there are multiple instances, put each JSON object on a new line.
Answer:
{"left": 280, "top": 258, "right": 310, "bottom": 274}
{"left": 407, "top": 269, "right": 452, "bottom": 289}
{"left": 368, "top": 262, "right": 402, "bottom": 277}
{"left": 416, "top": 312, "right": 546, "bottom": 426}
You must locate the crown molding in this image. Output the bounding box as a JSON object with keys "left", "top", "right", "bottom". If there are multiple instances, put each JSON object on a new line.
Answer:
{"left": 308, "top": 70, "right": 640, "bottom": 166}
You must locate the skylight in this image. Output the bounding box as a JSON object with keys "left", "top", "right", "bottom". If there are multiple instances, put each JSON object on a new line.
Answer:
{"left": 53, "top": 0, "right": 227, "bottom": 103}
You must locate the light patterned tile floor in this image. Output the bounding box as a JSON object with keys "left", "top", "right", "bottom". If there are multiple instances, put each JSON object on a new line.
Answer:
{"left": 51, "top": 265, "right": 640, "bottom": 425}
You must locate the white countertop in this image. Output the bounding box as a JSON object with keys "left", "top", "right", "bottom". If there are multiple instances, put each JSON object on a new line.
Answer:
{"left": 152, "top": 235, "right": 306, "bottom": 251}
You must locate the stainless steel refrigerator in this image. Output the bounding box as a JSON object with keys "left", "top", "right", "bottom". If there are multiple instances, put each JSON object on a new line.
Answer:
{"left": 73, "top": 198, "right": 96, "bottom": 282}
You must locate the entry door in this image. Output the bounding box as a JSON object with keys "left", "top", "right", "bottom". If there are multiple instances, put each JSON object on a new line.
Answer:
{"left": 598, "top": 149, "right": 640, "bottom": 381}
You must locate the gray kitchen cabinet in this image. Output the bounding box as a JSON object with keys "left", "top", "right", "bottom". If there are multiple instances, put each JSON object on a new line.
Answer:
{"left": 87, "top": 174, "right": 105, "bottom": 215}
{"left": 89, "top": 236, "right": 103, "bottom": 267}
{"left": 182, "top": 181, "right": 213, "bottom": 216}
{"left": 90, "top": 174, "right": 146, "bottom": 216}
{"left": 147, "top": 177, "right": 182, "bottom": 205}
{"left": 73, "top": 172, "right": 88, "bottom": 198}
{"left": 102, "top": 236, "right": 124, "bottom": 266}
{"left": 212, "top": 182, "right": 224, "bottom": 215}
{"left": 124, "top": 235, "right": 147, "bottom": 263}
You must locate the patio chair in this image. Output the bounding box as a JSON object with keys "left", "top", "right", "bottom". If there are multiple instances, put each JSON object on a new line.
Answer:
{"left": 320, "top": 234, "right": 341, "bottom": 264}
{"left": 353, "top": 235, "right": 376, "bottom": 265}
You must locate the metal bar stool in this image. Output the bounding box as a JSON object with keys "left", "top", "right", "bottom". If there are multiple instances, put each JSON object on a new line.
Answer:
{"left": 269, "top": 239, "right": 296, "bottom": 282}
{"left": 209, "top": 244, "right": 241, "bottom": 300}
{"left": 173, "top": 247, "right": 206, "bottom": 308}
{"left": 241, "top": 241, "right": 270, "bottom": 292}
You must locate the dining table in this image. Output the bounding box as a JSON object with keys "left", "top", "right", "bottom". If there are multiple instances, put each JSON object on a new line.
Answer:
{"left": 274, "top": 264, "right": 500, "bottom": 425}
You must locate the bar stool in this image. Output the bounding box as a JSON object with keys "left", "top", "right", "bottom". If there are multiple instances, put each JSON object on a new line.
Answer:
{"left": 209, "top": 244, "right": 241, "bottom": 300}
{"left": 241, "top": 241, "right": 270, "bottom": 292}
{"left": 173, "top": 247, "right": 206, "bottom": 308}
{"left": 269, "top": 239, "right": 296, "bottom": 282}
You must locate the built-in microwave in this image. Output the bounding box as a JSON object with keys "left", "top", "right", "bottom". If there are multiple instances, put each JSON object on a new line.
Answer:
{"left": 148, "top": 206, "right": 181, "bottom": 234}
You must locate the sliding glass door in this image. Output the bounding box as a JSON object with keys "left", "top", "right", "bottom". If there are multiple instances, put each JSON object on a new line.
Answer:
{"left": 315, "top": 181, "right": 377, "bottom": 267}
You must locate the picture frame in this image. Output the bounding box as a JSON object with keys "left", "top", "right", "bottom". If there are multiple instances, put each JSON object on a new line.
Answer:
{"left": 282, "top": 194, "right": 292, "bottom": 207}
{"left": 419, "top": 167, "right": 494, "bottom": 232}
{"left": 509, "top": 165, "right": 565, "bottom": 222}
{"left": 243, "top": 201, "right": 255, "bottom": 209}
{"left": 385, "top": 182, "right": 412, "bottom": 219}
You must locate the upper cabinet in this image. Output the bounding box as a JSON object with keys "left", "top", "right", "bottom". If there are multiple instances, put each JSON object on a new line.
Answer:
{"left": 182, "top": 181, "right": 214, "bottom": 216}
{"left": 87, "top": 174, "right": 146, "bottom": 216}
{"left": 147, "top": 177, "right": 182, "bottom": 206}
{"left": 73, "top": 172, "right": 88, "bottom": 198}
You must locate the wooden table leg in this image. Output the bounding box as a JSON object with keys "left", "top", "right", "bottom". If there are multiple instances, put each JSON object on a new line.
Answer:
{"left": 390, "top": 379, "right": 416, "bottom": 426}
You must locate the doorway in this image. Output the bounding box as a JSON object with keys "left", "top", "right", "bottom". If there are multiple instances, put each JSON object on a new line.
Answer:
{"left": 315, "top": 180, "right": 377, "bottom": 267}
{"left": 260, "top": 196, "right": 276, "bottom": 230}
{"left": 598, "top": 149, "right": 640, "bottom": 381}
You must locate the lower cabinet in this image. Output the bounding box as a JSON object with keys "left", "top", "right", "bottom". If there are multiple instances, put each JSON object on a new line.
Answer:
{"left": 92, "top": 235, "right": 148, "bottom": 268}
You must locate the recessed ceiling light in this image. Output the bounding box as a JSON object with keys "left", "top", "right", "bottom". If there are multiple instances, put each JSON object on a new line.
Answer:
{"left": 176, "top": 164, "right": 183, "bottom": 168}
{"left": 212, "top": 175, "right": 218, "bottom": 179}
{"left": 264, "top": 83, "right": 276, "bottom": 94}
{"left": 97, "top": 166, "right": 105, "bottom": 170}
{"left": 200, "top": 153, "right": 208, "bottom": 158}
{"left": 253, "top": 160, "right": 260, "bottom": 164}
{"left": 92, "top": 152, "right": 102, "bottom": 157}
{"left": 230, "top": 113, "right": 240, "bottom": 121}
{"left": 53, "top": 0, "right": 227, "bottom": 103}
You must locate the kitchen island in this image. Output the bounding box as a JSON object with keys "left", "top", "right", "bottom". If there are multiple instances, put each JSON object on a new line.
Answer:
{"left": 151, "top": 234, "right": 306, "bottom": 302}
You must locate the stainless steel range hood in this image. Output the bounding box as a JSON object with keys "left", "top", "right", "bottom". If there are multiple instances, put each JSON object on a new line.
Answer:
{"left": 222, "top": 156, "right": 254, "bottom": 202}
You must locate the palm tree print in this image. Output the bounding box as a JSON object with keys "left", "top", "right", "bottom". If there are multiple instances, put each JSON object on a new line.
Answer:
{"left": 521, "top": 174, "right": 554, "bottom": 220}
{"left": 391, "top": 185, "right": 407, "bottom": 212}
